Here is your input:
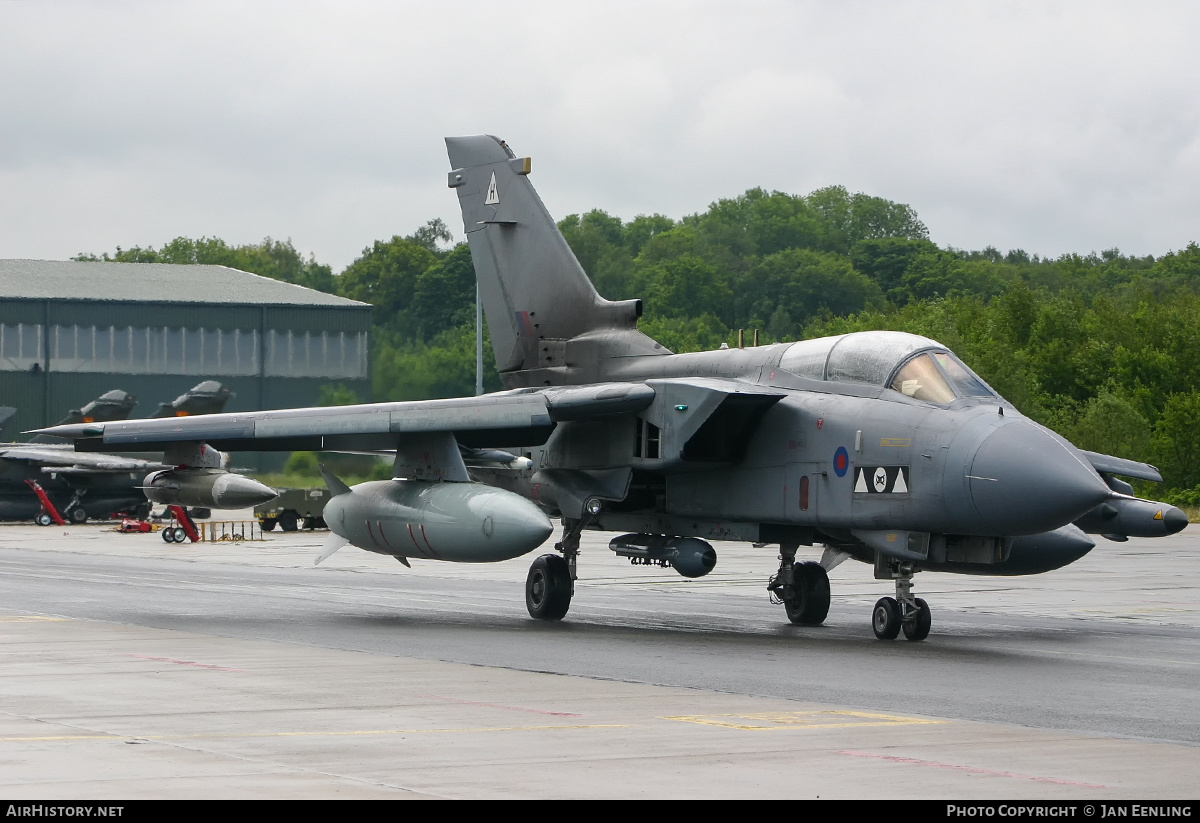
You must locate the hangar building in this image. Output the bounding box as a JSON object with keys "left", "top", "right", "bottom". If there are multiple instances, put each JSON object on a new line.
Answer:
{"left": 0, "top": 260, "right": 372, "bottom": 457}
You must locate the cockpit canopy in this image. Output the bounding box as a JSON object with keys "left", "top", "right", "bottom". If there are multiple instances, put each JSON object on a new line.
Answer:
{"left": 777, "top": 331, "right": 997, "bottom": 404}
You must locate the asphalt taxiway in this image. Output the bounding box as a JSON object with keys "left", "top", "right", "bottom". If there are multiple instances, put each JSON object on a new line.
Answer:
{"left": 0, "top": 517, "right": 1197, "bottom": 798}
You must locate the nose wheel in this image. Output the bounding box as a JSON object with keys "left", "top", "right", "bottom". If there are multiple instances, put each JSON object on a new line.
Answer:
{"left": 873, "top": 561, "right": 932, "bottom": 641}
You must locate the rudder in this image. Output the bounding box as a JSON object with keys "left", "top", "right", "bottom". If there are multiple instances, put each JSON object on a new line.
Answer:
{"left": 446, "top": 135, "right": 654, "bottom": 384}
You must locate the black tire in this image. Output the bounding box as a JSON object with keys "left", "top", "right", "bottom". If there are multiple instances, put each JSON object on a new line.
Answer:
{"left": 162, "top": 527, "right": 176, "bottom": 543}
{"left": 172, "top": 527, "right": 188, "bottom": 543}
{"left": 784, "top": 561, "right": 831, "bottom": 625}
{"left": 261, "top": 518, "right": 277, "bottom": 532}
{"left": 68, "top": 507, "right": 88, "bottom": 524}
{"left": 902, "top": 598, "right": 932, "bottom": 642}
{"left": 872, "top": 596, "right": 902, "bottom": 640}
{"left": 35, "top": 513, "right": 53, "bottom": 527}
{"left": 278, "top": 511, "right": 299, "bottom": 532}
{"left": 525, "top": 554, "right": 572, "bottom": 620}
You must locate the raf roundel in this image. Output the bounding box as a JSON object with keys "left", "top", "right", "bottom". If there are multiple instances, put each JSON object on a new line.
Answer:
{"left": 833, "top": 446, "right": 850, "bottom": 478}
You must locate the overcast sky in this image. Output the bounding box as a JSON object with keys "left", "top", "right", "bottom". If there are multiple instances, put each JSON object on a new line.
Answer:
{"left": 2, "top": 1, "right": 1197, "bottom": 271}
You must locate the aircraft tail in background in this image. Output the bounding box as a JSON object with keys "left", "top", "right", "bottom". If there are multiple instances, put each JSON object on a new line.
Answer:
{"left": 151, "top": 380, "right": 234, "bottom": 418}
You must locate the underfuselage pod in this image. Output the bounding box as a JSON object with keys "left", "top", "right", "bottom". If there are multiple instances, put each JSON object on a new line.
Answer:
{"left": 324, "top": 479, "right": 554, "bottom": 563}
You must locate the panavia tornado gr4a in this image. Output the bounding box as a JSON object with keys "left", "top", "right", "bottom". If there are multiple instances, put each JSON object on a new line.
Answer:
{"left": 36, "top": 135, "right": 1186, "bottom": 641}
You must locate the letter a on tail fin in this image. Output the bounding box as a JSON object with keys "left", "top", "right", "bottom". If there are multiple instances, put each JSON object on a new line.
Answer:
{"left": 446, "top": 135, "right": 663, "bottom": 387}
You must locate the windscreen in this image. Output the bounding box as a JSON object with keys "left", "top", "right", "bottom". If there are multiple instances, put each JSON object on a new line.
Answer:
{"left": 890, "top": 354, "right": 957, "bottom": 403}
{"left": 890, "top": 351, "right": 997, "bottom": 403}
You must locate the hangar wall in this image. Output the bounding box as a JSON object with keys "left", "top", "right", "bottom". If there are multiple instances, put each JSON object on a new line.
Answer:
{"left": 0, "top": 261, "right": 373, "bottom": 471}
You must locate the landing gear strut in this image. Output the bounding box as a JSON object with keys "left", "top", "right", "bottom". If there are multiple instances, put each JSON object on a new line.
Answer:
{"left": 872, "top": 560, "right": 931, "bottom": 641}
{"left": 769, "top": 543, "right": 830, "bottom": 625}
{"left": 525, "top": 499, "right": 600, "bottom": 621}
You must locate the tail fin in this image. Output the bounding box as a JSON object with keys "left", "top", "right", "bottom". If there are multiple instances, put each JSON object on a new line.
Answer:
{"left": 152, "top": 380, "right": 234, "bottom": 418}
{"left": 446, "top": 135, "right": 663, "bottom": 386}
{"left": 30, "top": 389, "right": 137, "bottom": 443}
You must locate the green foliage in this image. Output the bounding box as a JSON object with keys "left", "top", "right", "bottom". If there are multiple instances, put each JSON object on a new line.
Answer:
{"left": 283, "top": 450, "right": 320, "bottom": 476}
{"left": 337, "top": 237, "right": 438, "bottom": 338}
{"left": 1152, "top": 393, "right": 1200, "bottom": 489}
{"left": 637, "top": 313, "right": 731, "bottom": 354}
{"left": 374, "top": 324, "right": 501, "bottom": 401}
{"left": 738, "top": 248, "right": 882, "bottom": 337}
{"left": 318, "top": 384, "right": 360, "bottom": 406}
{"left": 636, "top": 254, "right": 732, "bottom": 321}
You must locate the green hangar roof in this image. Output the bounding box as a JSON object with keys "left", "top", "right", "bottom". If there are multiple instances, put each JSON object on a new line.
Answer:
{"left": 0, "top": 260, "right": 367, "bottom": 308}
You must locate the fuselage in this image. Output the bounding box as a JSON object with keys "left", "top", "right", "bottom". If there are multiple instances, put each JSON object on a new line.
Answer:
{"left": 481, "top": 330, "right": 1115, "bottom": 575}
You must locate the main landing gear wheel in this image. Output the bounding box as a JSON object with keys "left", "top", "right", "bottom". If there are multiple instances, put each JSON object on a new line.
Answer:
{"left": 526, "top": 554, "right": 572, "bottom": 620}
{"left": 784, "top": 561, "right": 831, "bottom": 625}
{"left": 902, "top": 597, "right": 931, "bottom": 641}
{"left": 872, "top": 597, "right": 902, "bottom": 640}
{"left": 68, "top": 507, "right": 88, "bottom": 524}
{"left": 873, "top": 561, "right": 933, "bottom": 641}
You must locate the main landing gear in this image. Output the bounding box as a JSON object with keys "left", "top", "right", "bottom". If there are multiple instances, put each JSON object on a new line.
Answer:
{"left": 526, "top": 502, "right": 598, "bottom": 621}
{"left": 768, "top": 542, "right": 831, "bottom": 625}
{"left": 872, "top": 560, "right": 931, "bottom": 641}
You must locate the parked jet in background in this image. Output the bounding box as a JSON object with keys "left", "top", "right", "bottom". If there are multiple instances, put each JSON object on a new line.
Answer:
{"left": 37, "top": 135, "right": 1187, "bottom": 640}
{"left": 151, "top": 380, "right": 235, "bottom": 418}
{"left": 3, "top": 381, "right": 266, "bottom": 522}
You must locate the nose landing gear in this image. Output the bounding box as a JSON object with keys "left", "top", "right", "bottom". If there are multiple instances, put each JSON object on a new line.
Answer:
{"left": 873, "top": 561, "right": 931, "bottom": 641}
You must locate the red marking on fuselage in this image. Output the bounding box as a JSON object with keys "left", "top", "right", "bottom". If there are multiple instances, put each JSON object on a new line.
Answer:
{"left": 419, "top": 524, "right": 440, "bottom": 559}
{"left": 377, "top": 521, "right": 396, "bottom": 553}
{"left": 407, "top": 523, "right": 427, "bottom": 557}
{"left": 365, "top": 520, "right": 381, "bottom": 549}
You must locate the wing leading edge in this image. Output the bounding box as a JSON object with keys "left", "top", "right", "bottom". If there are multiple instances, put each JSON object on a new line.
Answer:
{"left": 32, "top": 384, "right": 657, "bottom": 453}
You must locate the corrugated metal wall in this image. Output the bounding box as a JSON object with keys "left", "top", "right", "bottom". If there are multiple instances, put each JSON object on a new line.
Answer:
{"left": 1, "top": 298, "right": 372, "bottom": 471}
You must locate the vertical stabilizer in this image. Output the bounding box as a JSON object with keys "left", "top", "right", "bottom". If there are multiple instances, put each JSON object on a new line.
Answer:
{"left": 446, "top": 135, "right": 662, "bottom": 386}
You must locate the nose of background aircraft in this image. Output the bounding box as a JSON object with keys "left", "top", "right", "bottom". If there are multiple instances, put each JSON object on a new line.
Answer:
{"left": 967, "top": 421, "right": 1112, "bottom": 535}
{"left": 212, "top": 474, "right": 278, "bottom": 509}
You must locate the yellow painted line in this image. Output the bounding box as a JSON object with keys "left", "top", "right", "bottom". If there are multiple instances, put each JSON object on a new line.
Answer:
{"left": 662, "top": 710, "right": 945, "bottom": 731}
{"left": 0, "top": 724, "right": 630, "bottom": 743}
{"left": 0, "top": 616, "right": 68, "bottom": 622}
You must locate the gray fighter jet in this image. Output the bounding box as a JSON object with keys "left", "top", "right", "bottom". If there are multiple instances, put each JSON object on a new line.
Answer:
{"left": 36, "top": 135, "right": 1187, "bottom": 640}
{"left": 3, "top": 381, "right": 268, "bottom": 522}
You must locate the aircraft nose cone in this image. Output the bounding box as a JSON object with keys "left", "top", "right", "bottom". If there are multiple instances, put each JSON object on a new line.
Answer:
{"left": 213, "top": 474, "right": 278, "bottom": 509}
{"left": 968, "top": 422, "right": 1111, "bottom": 535}
{"left": 1164, "top": 506, "right": 1189, "bottom": 535}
